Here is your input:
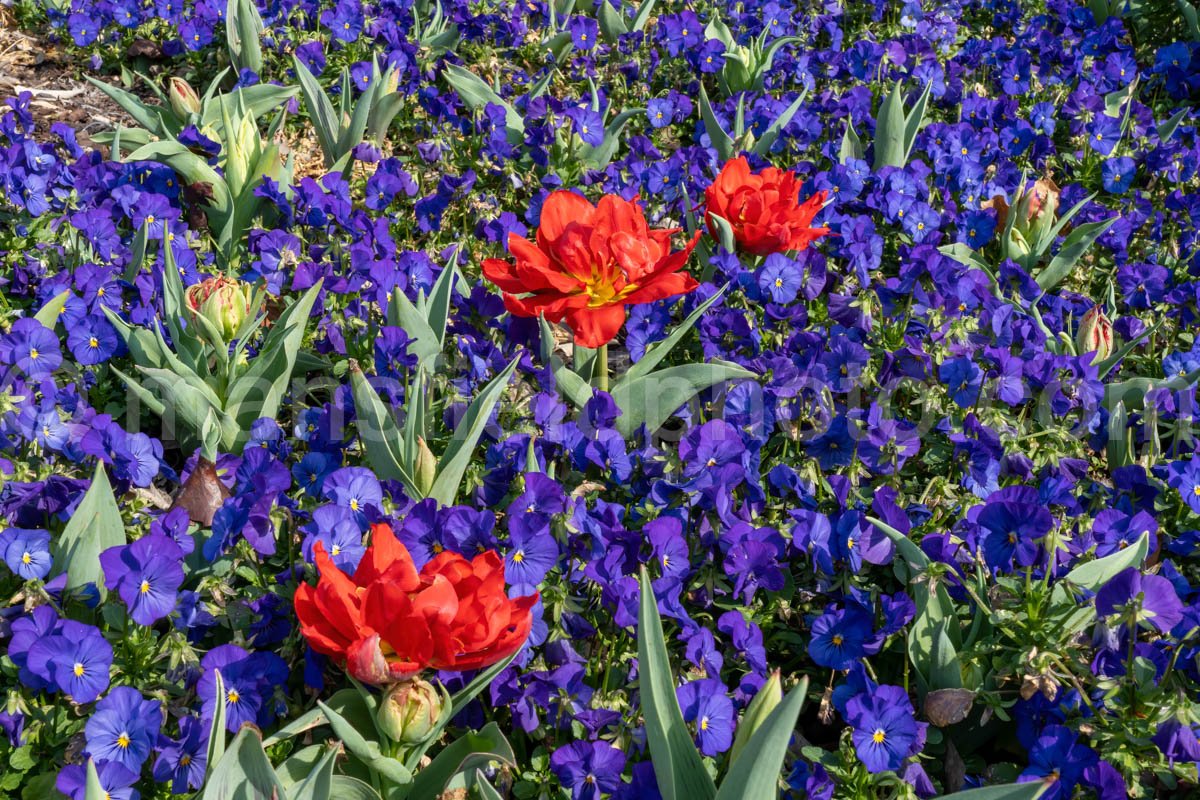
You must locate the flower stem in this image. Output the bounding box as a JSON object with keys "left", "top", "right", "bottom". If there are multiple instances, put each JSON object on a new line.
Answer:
{"left": 597, "top": 343, "right": 609, "bottom": 393}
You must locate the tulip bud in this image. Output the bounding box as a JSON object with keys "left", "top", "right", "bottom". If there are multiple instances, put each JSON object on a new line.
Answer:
{"left": 722, "top": 45, "right": 755, "bottom": 94}
{"left": 1076, "top": 306, "right": 1113, "bottom": 363}
{"left": 224, "top": 113, "right": 258, "bottom": 198}
{"left": 1024, "top": 176, "right": 1060, "bottom": 247}
{"left": 1003, "top": 227, "right": 1032, "bottom": 264}
{"left": 415, "top": 437, "right": 437, "bottom": 497}
{"left": 185, "top": 276, "right": 253, "bottom": 342}
{"left": 168, "top": 77, "right": 202, "bottom": 117}
{"left": 377, "top": 679, "right": 442, "bottom": 744}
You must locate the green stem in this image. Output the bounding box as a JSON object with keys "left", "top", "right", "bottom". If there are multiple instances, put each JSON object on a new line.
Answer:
{"left": 597, "top": 343, "right": 609, "bottom": 393}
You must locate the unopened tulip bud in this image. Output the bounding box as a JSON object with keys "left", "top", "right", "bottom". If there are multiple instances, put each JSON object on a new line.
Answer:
{"left": 377, "top": 679, "right": 442, "bottom": 744}
{"left": 1025, "top": 176, "right": 1060, "bottom": 246}
{"left": 185, "top": 276, "right": 253, "bottom": 341}
{"left": 1076, "top": 306, "right": 1113, "bottom": 363}
{"left": 168, "top": 77, "right": 201, "bottom": 117}
{"left": 1004, "top": 227, "right": 1032, "bottom": 264}
{"left": 415, "top": 437, "right": 437, "bottom": 497}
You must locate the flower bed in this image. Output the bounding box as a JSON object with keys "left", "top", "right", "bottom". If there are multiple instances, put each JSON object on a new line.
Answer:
{"left": 0, "top": 0, "right": 1198, "bottom": 797}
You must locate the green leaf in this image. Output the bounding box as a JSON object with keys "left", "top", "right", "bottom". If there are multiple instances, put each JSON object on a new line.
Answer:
{"left": 620, "top": 287, "right": 728, "bottom": 384}
{"left": 630, "top": 0, "right": 658, "bottom": 31}
{"left": 929, "top": 621, "right": 964, "bottom": 690}
{"left": 33, "top": 289, "right": 70, "bottom": 329}
{"left": 199, "top": 85, "right": 296, "bottom": 134}
{"left": 407, "top": 722, "right": 515, "bottom": 797}
{"left": 612, "top": 361, "right": 756, "bottom": 439}
{"left": 873, "top": 81, "right": 907, "bottom": 170}
{"left": 205, "top": 670, "right": 227, "bottom": 784}
{"left": 838, "top": 117, "right": 863, "bottom": 164}
{"left": 752, "top": 88, "right": 808, "bottom": 156}
{"left": 317, "top": 701, "right": 413, "bottom": 785}
{"left": 84, "top": 760, "right": 106, "bottom": 800}
{"left": 598, "top": 0, "right": 628, "bottom": 41}
{"left": 263, "top": 688, "right": 373, "bottom": 747}
{"left": 53, "top": 462, "right": 126, "bottom": 598}
{"left": 425, "top": 261, "right": 459, "bottom": 350}
{"left": 866, "top": 515, "right": 931, "bottom": 571}
{"left": 84, "top": 76, "right": 169, "bottom": 134}
{"left": 707, "top": 213, "right": 737, "bottom": 255}
{"left": 226, "top": 0, "right": 264, "bottom": 75}
{"left": 1096, "top": 318, "right": 1161, "bottom": 379}
{"left": 475, "top": 772, "right": 505, "bottom": 800}
{"left": 637, "top": 567, "right": 717, "bottom": 800}
{"left": 1157, "top": 106, "right": 1190, "bottom": 142}
{"left": 1035, "top": 217, "right": 1119, "bottom": 292}
{"left": 387, "top": 285, "right": 443, "bottom": 368}
{"left": 727, "top": 671, "right": 782, "bottom": 770}
{"left": 293, "top": 57, "right": 342, "bottom": 167}
{"left": 902, "top": 80, "right": 933, "bottom": 165}
{"left": 1056, "top": 532, "right": 1149, "bottom": 597}
{"left": 348, "top": 360, "right": 420, "bottom": 494}
{"left": 715, "top": 680, "right": 807, "bottom": 800}
{"left": 699, "top": 84, "right": 734, "bottom": 161}
{"left": 202, "top": 727, "right": 288, "bottom": 800}
{"left": 935, "top": 783, "right": 1048, "bottom": 800}
{"left": 275, "top": 745, "right": 325, "bottom": 788}
{"left": 1106, "top": 401, "right": 1131, "bottom": 469}
{"left": 287, "top": 745, "right": 339, "bottom": 800}
{"left": 582, "top": 108, "right": 644, "bottom": 169}
{"left": 443, "top": 64, "right": 524, "bottom": 144}
{"left": 225, "top": 280, "right": 324, "bottom": 448}
{"left": 428, "top": 356, "right": 520, "bottom": 505}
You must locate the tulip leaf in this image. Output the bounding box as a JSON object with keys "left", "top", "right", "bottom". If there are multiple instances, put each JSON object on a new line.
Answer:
{"left": 293, "top": 56, "right": 341, "bottom": 167}
{"left": 285, "top": 744, "right": 339, "bottom": 800}
{"left": 621, "top": 286, "right": 728, "bottom": 384}
{"left": 582, "top": 108, "right": 644, "bottom": 169}
{"left": 329, "top": 777, "right": 384, "bottom": 800}
{"left": 263, "top": 688, "right": 376, "bottom": 747}
{"left": 1106, "top": 401, "right": 1131, "bottom": 469}
{"left": 160, "top": 241, "right": 206, "bottom": 376}
{"left": 317, "top": 701, "right": 414, "bottom": 785}
{"left": 274, "top": 744, "right": 325, "bottom": 788}
{"left": 630, "top": 0, "right": 657, "bottom": 31}
{"left": 707, "top": 213, "right": 737, "bottom": 254}
{"left": 427, "top": 356, "right": 520, "bottom": 505}
{"left": 873, "top": 80, "right": 907, "bottom": 170}
{"left": 425, "top": 260, "right": 459, "bottom": 351}
{"left": 348, "top": 360, "right": 421, "bottom": 495}
{"left": 53, "top": 461, "right": 126, "bottom": 598}
{"left": 475, "top": 772, "right": 505, "bottom": 800}
{"left": 82, "top": 760, "right": 105, "bottom": 800}
{"left": 387, "top": 286, "right": 443, "bottom": 368}
{"left": 443, "top": 64, "right": 524, "bottom": 144}
{"left": 34, "top": 289, "right": 71, "bottom": 329}
{"left": 124, "top": 140, "right": 231, "bottom": 219}
{"left": 839, "top": 117, "right": 864, "bottom": 164}
{"left": 929, "top": 621, "right": 964, "bottom": 690}
{"left": 638, "top": 567, "right": 717, "bottom": 800}
{"left": 1054, "top": 531, "right": 1149, "bottom": 600}
{"left": 612, "top": 360, "right": 756, "bottom": 438}
{"left": 699, "top": 84, "right": 735, "bottom": 161}
{"left": 1035, "top": 217, "right": 1118, "bottom": 292}
{"left": 204, "top": 670, "right": 226, "bottom": 784}
{"left": 598, "top": 0, "right": 628, "bottom": 41}
{"left": 199, "top": 84, "right": 296, "bottom": 133}
{"left": 1158, "top": 106, "right": 1190, "bottom": 141}
{"left": 752, "top": 87, "right": 808, "bottom": 156}
{"left": 225, "top": 280, "right": 323, "bottom": 446}
{"left": 84, "top": 76, "right": 166, "bottom": 134}
{"left": 728, "top": 672, "right": 783, "bottom": 767}
{"left": 935, "top": 784, "right": 1048, "bottom": 800}
{"left": 902, "top": 79, "right": 933, "bottom": 164}
{"left": 714, "top": 680, "right": 807, "bottom": 800}
{"left": 226, "top": 0, "right": 264, "bottom": 75}
{"left": 202, "top": 726, "right": 288, "bottom": 800}
{"left": 110, "top": 366, "right": 168, "bottom": 419}
{"left": 1033, "top": 190, "right": 1096, "bottom": 256}
{"left": 407, "top": 722, "right": 515, "bottom": 798}
{"left": 866, "top": 515, "right": 931, "bottom": 573}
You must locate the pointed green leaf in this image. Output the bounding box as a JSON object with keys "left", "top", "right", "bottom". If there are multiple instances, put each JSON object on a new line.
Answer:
{"left": 1057, "top": 531, "right": 1149, "bottom": 597}
{"left": 428, "top": 356, "right": 520, "bottom": 505}
{"left": 84, "top": 760, "right": 106, "bottom": 800}
{"left": 202, "top": 726, "right": 287, "bottom": 800}
{"left": 387, "top": 286, "right": 443, "bottom": 367}
{"left": 205, "top": 670, "right": 227, "bottom": 783}
{"left": 638, "top": 567, "right": 717, "bottom": 800}
{"left": 286, "top": 744, "right": 338, "bottom": 800}
{"left": 631, "top": 0, "right": 658, "bottom": 31}
{"left": 620, "top": 286, "right": 728, "bottom": 384}
{"left": 53, "top": 462, "right": 126, "bottom": 597}
{"left": 935, "top": 783, "right": 1048, "bottom": 800}
{"left": 612, "top": 361, "right": 756, "bottom": 438}
{"left": 873, "top": 80, "right": 907, "bottom": 170}
{"left": 901, "top": 80, "right": 933, "bottom": 164}
{"left": 715, "top": 680, "right": 807, "bottom": 800}
{"left": 751, "top": 88, "right": 808, "bottom": 156}
{"left": 293, "top": 56, "right": 341, "bottom": 167}
{"left": 407, "top": 722, "right": 515, "bottom": 798}
{"left": 1157, "top": 107, "right": 1190, "bottom": 142}
{"left": 598, "top": 0, "right": 628, "bottom": 41}
{"left": 699, "top": 84, "right": 734, "bottom": 160}
{"left": 839, "top": 117, "right": 863, "bottom": 164}
{"left": 348, "top": 360, "right": 420, "bottom": 494}
{"left": 1035, "top": 217, "right": 1118, "bottom": 292}
{"left": 317, "top": 701, "right": 413, "bottom": 784}
{"left": 443, "top": 64, "right": 524, "bottom": 144}
{"left": 34, "top": 289, "right": 71, "bottom": 329}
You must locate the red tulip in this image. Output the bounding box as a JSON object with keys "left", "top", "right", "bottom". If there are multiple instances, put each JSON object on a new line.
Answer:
{"left": 704, "top": 156, "right": 830, "bottom": 256}
{"left": 294, "top": 522, "right": 537, "bottom": 685}
{"left": 482, "top": 190, "right": 701, "bottom": 348}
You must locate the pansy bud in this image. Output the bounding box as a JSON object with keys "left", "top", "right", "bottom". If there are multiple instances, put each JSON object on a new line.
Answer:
{"left": 415, "top": 437, "right": 437, "bottom": 497}
{"left": 185, "top": 276, "right": 253, "bottom": 342}
{"left": 377, "top": 679, "right": 442, "bottom": 744}
{"left": 168, "top": 77, "right": 201, "bottom": 117}
{"left": 1076, "top": 306, "right": 1113, "bottom": 363}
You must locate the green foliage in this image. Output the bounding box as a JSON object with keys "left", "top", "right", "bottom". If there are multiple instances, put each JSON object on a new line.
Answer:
{"left": 53, "top": 461, "right": 125, "bottom": 598}
{"left": 293, "top": 56, "right": 404, "bottom": 173}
